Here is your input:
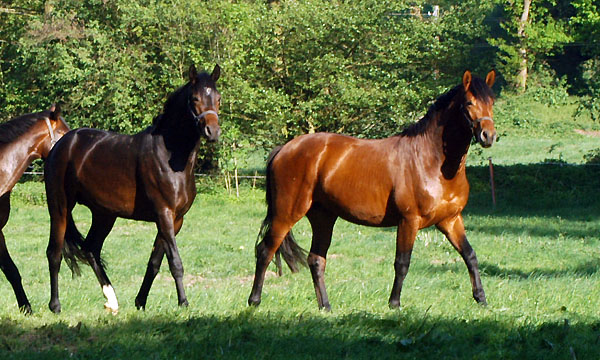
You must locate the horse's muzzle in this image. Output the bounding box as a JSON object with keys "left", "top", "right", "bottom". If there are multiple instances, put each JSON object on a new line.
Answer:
{"left": 204, "top": 124, "right": 221, "bottom": 142}
{"left": 478, "top": 128, "right": 496, "bottom": 148}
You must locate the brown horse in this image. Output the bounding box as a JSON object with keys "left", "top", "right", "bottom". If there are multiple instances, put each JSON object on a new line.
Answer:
{"left": 249, "top": 70, "right": 497, "bottom": 310}
{"left": 44, "top": 64, "right": 221, "bottom": 313}
{"left": 0, "top": 105, "right": 70, "bottom": 313}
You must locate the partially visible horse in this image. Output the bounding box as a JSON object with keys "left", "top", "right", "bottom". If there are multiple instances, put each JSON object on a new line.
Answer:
{"left": 0, "top": 105, "right": 70, "bottom": 313}
{"left": 249, "top": 70, "right": 497, "bottom": 310}
{"left": 44, "top": 64, "right": 221, "bottom": 313}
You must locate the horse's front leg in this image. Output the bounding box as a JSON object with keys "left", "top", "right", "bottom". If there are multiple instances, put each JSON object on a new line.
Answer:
{"left": 150, "top": 214, "right": 188, "bottom": 308}
{"left": 436, "top": 214, "right": 486, "bottom": 305}
{"left": 389, "top": 217, "right": 419, "bottom": 309}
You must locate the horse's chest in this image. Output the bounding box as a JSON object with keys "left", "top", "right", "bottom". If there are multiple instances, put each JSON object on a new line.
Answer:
{"left": 413, "top": 178, "right": 468, "bottom": 225}
{"left": 155, "top": 177, "right": 195, "bottom": 208}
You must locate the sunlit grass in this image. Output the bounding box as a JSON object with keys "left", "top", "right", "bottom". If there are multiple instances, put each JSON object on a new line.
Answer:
{"left": 0, "top": 180, "right": 599, "bottom": 359}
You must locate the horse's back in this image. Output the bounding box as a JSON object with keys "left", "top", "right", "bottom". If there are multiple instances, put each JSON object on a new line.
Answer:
{"left": 272, "top": 133, "right": 398, "bottom": 226}
{"left": 45, "top": 128, "right": 146, "bottom": 216}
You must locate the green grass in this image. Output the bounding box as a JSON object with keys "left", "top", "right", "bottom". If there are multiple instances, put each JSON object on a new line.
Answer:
{"left": 1, "top": 163, "right": 599, "bottom": 359}
{"left": 1, "top": 97, "right": 599, "bottom": 359}
{"left": 467, "top": 95, "right": 600, "bottom": 166}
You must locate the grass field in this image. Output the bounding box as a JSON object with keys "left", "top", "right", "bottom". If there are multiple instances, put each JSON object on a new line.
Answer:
{"left": 0, "top": 158, "right": 599, "bottom": 359}
{"left": 1, "top": 95, "right": 600, "bottom": 359}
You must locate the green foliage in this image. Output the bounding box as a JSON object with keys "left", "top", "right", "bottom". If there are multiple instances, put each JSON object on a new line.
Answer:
{"left": 575, "top": 57, "right": 600, "bottom": 121}
{"left": 1, "top": 0, "right": 599, "bottom": 175}
{"left": 570, "top": 0, "right": 600, "bottom": 56}
{"left": 1, "top": 0, "right": 497, "bottom": 163}
{"left": 584, "top": 148, "right": 600, "bottom": 164}
{"left": 525, "top": 65, "right": 571, "bottom": 107}
{"left": 488, "top": 0, "right": 572, "bottom": 89}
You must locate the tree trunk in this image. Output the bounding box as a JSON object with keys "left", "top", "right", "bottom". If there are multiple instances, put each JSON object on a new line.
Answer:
{"left": 516, "top": 0, "right": 531, "bottom": 92}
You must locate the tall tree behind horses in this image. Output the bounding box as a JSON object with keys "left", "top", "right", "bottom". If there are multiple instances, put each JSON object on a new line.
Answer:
{"left": 249, "top": 70, "right": 497, "bottom": 310}
{"left": 0, "top": 105, "right": 70, "bottom": 314}
{"left": 44, "top": 64, "right": 221, "bottom": 313}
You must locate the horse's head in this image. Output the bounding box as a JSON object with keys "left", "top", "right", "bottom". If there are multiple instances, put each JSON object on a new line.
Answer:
{"left": 187, "top": 64, "right": 221, "bottom": 142}
{"left": 41, "top": 104, "right": 70, "bottom": 158}
{"left": 461, "top": 70, "right": 496, "bottom": 148}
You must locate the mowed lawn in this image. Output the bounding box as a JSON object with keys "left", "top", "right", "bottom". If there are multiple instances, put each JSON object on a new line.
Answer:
{"left": 0, "top": 155, "right": 599, "bottom": 360}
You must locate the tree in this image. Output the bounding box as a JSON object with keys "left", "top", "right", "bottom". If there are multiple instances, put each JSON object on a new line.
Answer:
{"left": 489, "top": 0, "right": 571, "bottom": 91}
{"left": 570, "top": 0, "right": 600, "bottom": 120}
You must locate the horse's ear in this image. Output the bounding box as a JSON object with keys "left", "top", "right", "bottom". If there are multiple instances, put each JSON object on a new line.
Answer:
{"left": 462, "top": 70, "right": 472, "bottom": 92}
{"left": 211, "top": 64, "right": 221, "bottom": 83}
{"left": 49, "top": 103, "right": 61, "bottom": 120}
{"left": 485, "top": 69, "right": 496, "bottom": 88}
{"left": 189, "top": 64, "right": 198, "bottom": 84}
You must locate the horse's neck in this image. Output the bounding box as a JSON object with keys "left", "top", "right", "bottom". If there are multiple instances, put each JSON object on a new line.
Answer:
{"left": 0, "top": 127, "right": 45, "bottom": 195}
{"left": 155, "top": 114, "right": 202, "bottom": 173}
{"left": 425, "top": 108, "right": 472, "bottom": 180}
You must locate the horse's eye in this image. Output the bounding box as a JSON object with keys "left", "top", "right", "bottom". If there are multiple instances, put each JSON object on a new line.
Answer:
{"left": 191, "top": 96, "right": 200, "bottom": 103}
{"left": 466, "top": 101, "right": 473, "bottom": 106}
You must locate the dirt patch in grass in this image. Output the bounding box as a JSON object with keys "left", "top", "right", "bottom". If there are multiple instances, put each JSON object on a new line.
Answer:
{"left": 574, "top": 129, "right": 600, "bottom": 137}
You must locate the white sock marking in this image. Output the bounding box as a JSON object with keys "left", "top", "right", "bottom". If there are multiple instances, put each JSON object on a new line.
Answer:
{"left": 102, "top": 285, "right": 119, "bottom": 312}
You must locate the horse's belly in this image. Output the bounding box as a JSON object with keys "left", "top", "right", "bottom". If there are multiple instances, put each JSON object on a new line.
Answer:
{"left": 76, "top": 187, "right": 137, "bottom": 217}
{"left": 317, "top": 189, "right": 397, "bottom": 227}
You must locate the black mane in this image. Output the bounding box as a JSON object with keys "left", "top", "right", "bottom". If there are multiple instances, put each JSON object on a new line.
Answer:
{"left": 400, "top": 76, "right": 494, "bottom": 137}
{"left": 0, "top": 111, "right": 47, "bottom": 144}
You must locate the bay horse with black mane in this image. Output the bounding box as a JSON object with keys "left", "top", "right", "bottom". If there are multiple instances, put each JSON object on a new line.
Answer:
{"left": 44, "top": 64, "right": 221, "bottom": 313}
{"left": 0, "top": 105, "right": 70, "bottom": 313}
{"left": 249, "top": 70, "right": 497, "bottom": 310}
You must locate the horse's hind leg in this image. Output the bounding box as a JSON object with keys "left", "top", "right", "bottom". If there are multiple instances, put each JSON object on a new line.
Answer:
{"left": 47, "top": 204, "right": 68, "bottom": 313}
{"left": 84, "top": 212, "right": 117, "bottom": 312}
{"left": 0, "top": 231, "right": 31, "bottom": 314}
{"left": 135, "top": 235, "right": 164, "bottom": 310}
{"left": 136, "top": 216, "right": 184, "bottom": 310}
{"left": 436, "top": 215, "right": 486, "bottom": 305}
{"left": 0, "top": 193, "right": 31, "bottom": 314}
{"left": 248, "top": 219, "right": 295, "bottom": 307}
{"left": 306, "top": 206, "right": 337, "bottom": 311}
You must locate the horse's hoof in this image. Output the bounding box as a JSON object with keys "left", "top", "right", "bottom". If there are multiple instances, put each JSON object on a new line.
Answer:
{"left": 104, "top": 303, "right": 119, "bottom": 315}
{"left": 473, "top": 292, "right": 487, "bottom": 305}
{"left": 388, "top": 300, "right": 401, "bottom": 310}
{"left": 20, "top": 304, "right": 32, "bottom": 315}
{"left": 320, "top": 304, "right": 331, "bottom": 312}
{"left": 135, "top": 297, "right": 146, "bottom": 310}
{"left": 248, "top": 297, "right": 261, "bottom": 307}
{"left": 49, "top": 302, "right": 61, "bottom": 314}
{"left": 179, "top": 299, "right": 189, "bottom": 307}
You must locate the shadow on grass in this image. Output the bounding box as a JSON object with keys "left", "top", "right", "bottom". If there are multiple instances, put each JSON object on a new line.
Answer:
{"left": 479, "top": 260, "right": 600, "bottom": 279}
{"left": 466, "top": 163, "right": 600, "bottom": 219}
{"left": 1, "top": 309, "right": 599, "bottom": 359}
{"left": 373, "top": 164, "right": 599, "bottom": 239}
{"left": 422, "top": 259, "right": 599, "bottom": 281}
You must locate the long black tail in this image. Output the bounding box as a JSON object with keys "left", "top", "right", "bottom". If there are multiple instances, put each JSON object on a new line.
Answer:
{"left": 255, "top": 146, "right": 308, "bottom": 275}
{"left": 62, "top": 213, "right": 96, "bottom": 277}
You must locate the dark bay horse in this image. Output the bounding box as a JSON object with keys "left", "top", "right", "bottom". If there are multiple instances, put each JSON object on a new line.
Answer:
{"left": 44, "top": 64, "right": 221, "bottom": 313}
{"left": 249, "top": 70, "right": 497, "bottom": 310}
{"left": 0, "top": 105, "right": 70, "bottom": 313}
